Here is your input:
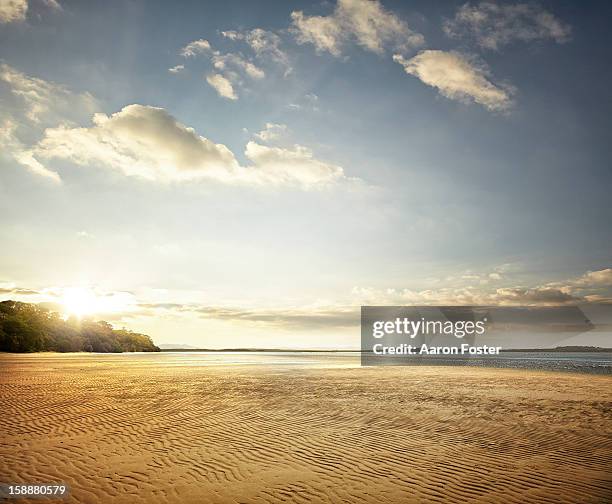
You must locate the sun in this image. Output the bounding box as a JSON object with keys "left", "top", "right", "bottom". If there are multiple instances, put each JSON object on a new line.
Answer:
{"left": 60, "top": 287, "right": 133, "bottom": 319}
{"left": 61, "top": 287, "right": 101, "bottom": 318}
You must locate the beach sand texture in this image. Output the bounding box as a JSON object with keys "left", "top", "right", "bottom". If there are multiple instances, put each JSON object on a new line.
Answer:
{"left": 1, "top": 353, "right": 611, "bottom": 503}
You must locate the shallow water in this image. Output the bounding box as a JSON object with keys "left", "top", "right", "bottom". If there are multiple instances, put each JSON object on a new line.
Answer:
{"left": 4, "top": 350, "right": 611, "bottom": 373}
{"left": 160, "top": 350, "right": 612, "bottom": 373}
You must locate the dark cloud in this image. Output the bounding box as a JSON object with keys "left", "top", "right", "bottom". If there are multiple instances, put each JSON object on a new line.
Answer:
{"left": 0, "top": 287, "right": 41, "bottom": 295}
{"left": 495, "top": 287, "right": 577, "bottom": 304}
{"left": 137, "top": 303, "right": 359, "bottom": 330}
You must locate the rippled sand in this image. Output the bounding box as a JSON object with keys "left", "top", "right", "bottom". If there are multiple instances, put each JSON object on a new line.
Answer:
{"left": 1, "top": 353, "right": 611, "bottom": 503}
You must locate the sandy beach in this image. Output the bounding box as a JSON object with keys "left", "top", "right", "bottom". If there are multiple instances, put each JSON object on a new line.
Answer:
{"left": 1, "top": 352, "right": 611, "bottom": 503}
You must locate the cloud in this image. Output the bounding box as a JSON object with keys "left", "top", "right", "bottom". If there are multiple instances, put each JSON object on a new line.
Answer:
{"left": 0, "top": 0, "right": 28, "bottom": 23}
{"left": 393, "top": 50, "right": 513, "bottom": 111}
{"left": 0, "top": 63, "right": 97, "bottom": 123}
{"left": 352, "top": 266, "right": 612, "bottom": 307}
{"left": 254, "top": 122, "right": 287, "bottom": 142}
{"left": 0, "top": 64, "right": 98, "bottom": 182}
{"left": 28, "top": 104, "right": 350, "bottom": 188}
{"left": 291, "top": 11, "right": 343, "bottom": 56}
{"left": 494, "top": 287, "right": 575, "bottom": 304}
{"left": 168, "top": 64, "right": 184, "bottom": 74}
{"left": 180, "top": 38, "right": 212, "bottom": 57}
{"left": 574, "top": 269, "right": 612, "bottom": 288}
{"left": 290, "top": 0, "right": 424, "bottom": 57}
{"left": 0, "top": 282, "right": 42, "bottom": 296}
{"left": 223, "top": 29, "right": 292, "bottom": 74}
{"left": 244, "top": 141, "right": 346, "bottom": 189}
{"left": 351, "top": 284, "right": 580, "bottom": 307}
{"left": 542, "top": 268, "right": 612, "bottom": 297}
{"left": 205, "top": 73, "right": 237, "bottom": 100}
{"left": 0, "top": 0, "right": 62, "bottom": 23}
{"left": 139, "top": 303, "right": 359, "bottom": 330}
{"left": 221, "top": 30, "right": 242, "bottom": 41}
{"left": 0, "top": 62, "right": 52, "bottom": 122}
{"left": 178, "top": 38, "right": 265, "bottom": 99}
{"left": 218, "top": 28, "right": 293, "bottom": 83}
{"left": 244, "top": 29, "right": 292, "bottom": 74}
{"left": 32, "top": 104, "right": 240, "bottom": 181}
{"left": 211, "top": 53, "right": 264, "bottom": 80}
{"left": 129, "top": 267, "right": 612, "bottom": 330}
{"left": 4, "top": 266, "right": 610, "bottom": 334}
{"left": 444, "top": 2, "right": 571, "bottom": 50}
{"left": 0, "top": 118, "right": 61, "bottom": 182}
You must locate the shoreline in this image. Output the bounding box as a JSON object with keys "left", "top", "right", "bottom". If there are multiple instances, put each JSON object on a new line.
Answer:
{"left": 1, "top": 350, "right": 610, "bottom": 375}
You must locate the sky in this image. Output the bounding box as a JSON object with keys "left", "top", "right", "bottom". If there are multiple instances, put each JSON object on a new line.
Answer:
{"left": 0, "top": 0, "right": 611, "bottom": 348}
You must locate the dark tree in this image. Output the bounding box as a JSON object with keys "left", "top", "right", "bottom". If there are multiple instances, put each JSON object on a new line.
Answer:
{"left": 0, "top": 300, "right": 159, "bottom": 353}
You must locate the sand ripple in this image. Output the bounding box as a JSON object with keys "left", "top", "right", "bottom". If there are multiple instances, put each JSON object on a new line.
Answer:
{"left": 1, "top": 353, "right": 611, "bottom": 503}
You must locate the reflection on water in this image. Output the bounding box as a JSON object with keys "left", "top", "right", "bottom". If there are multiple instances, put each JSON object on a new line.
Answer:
{"left": 142, "top": 351, "right": 362, "bottom": 368}
{"left": 6, "top": 351, "right": 611, "bottom": 374}
{"left": 133, "top": 351, "right": 612, "bottom": 373}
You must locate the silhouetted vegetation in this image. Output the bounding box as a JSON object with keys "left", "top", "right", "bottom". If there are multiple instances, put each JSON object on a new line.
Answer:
{"left": 0, "top": 300, "right": 159, "bottom": 353}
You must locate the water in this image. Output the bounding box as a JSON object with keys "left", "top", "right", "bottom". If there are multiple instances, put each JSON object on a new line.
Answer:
{"left": 364, "top": 351, "right": 612, "bottom": 374}
{"left": 14, "top": 350, "right": 609, "bottom": 374}
{"left": 149, "top": 351, "right": 612, "bottom": 374}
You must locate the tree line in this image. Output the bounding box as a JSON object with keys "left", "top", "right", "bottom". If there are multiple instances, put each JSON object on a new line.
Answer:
{"left": 0, "top": 300, "right": 159, "bottom": 353}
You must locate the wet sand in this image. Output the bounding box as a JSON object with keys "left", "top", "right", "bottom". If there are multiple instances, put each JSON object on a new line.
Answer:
{"left": 1, "top": 353, "right": 611, "bottom": 503}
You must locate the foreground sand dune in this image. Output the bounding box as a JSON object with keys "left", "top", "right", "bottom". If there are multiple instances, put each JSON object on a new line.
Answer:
{"left": 1, "top": 353, "right": 611, "bottom": 503}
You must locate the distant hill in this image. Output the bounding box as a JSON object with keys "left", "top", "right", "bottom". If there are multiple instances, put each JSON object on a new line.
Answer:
{"left": 502, "top": 346, "right": 611, "bottom": 353}
{"left": 0, "top": 300, "right": 159, "bottom": 353}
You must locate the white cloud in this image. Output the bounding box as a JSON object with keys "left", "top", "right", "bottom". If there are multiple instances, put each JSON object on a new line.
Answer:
{"left": 254, "top": 122, "right": 287, "bottom": 142}
{"left": 0, "top": 0, "right": 62, "bottom": 23}
{"left": 0, "top": 0, "right": 28, "bottom": 23}
{"left": 494, "top": 287, "right": 575, "bottom": 304}
{"left": 245, "top": 29, "right": 291, "bottom": 73}
{"left": 291, "top": 11, "right": 343, "bottom": 56}
{"left": 351, "top": 284, "right": 578, "bottom": 306}
{"left": 212, "top": 53, "right": 264, "bottom": 80}
{"left": 244, "top": 141, "right": 345, "bottom": 189}
{"left": 0, "top": 62, "right": 53, "bottom": 122}
{"left": 572, "top": 269, "right": 612, "bottom": 288}
{"left": 28, "top": 104, "right": 350, "bottom": 189}
{"left": 180, "top": 38, "right": 212, "bottom": 58}
{"left": 290, "top": 0, "right": 424, "bottom": 57}
{"left": 221, "top": 28, "right": 292, "bottom": 76}
{"left": 444, "top": 2, "right": 571, "bottom": 50}
{"left": 221, "top": 30, "right": 242, "bottom": 41}
{"left": 0, "top": 63, "right": 97, "bottom": 123}
{"left": 393, "top": 50, "right": 513, "bottom": 111}
{"left": 13, "top": 146, "right": 61, "bottom": 182}
{"left": 353, "top": 266, "right": 612, "bottom": 307}
{"left": 32, "top": 104, "right": 239, "bottom": 182}
{"left": 0, "top": 63, "right": 97, "bottom": 182}
{"left": 177, "top": 38, "right": 265, "bottom": 99}
{"left": 168, "top": 64, "right": 184, "bottom": 74}
{"left": 0, "top": 118, "right": 61, "bottom": 182}
{"left": 206, "top": 73, "right": 237, "bottom": 100}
